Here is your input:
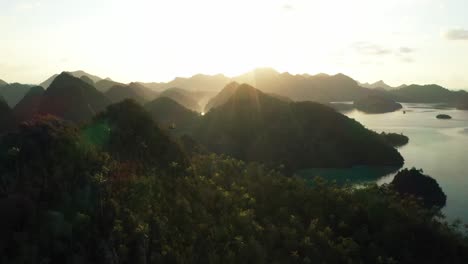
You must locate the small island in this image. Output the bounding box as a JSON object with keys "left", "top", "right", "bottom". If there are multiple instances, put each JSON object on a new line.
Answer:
{"left": 354, "top": 95, "right": 402, "bottom": 114}
{"left": 391, "top": 168, "right": 447, "bottom": 208}
{"left": 380, "top": 132, "right": 409, "bottom": 147}
{"left": 436, "top": 114, "right": 452, "bottom": 119}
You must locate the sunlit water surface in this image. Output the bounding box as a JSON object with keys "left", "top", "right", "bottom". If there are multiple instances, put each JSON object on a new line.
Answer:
{"left": 299, "top": 103, "right": 468, "bottom": 223}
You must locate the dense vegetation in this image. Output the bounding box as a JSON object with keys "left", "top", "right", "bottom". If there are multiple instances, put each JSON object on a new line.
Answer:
{"left": 0, "top": 103, "right": 466, "bottom": 263}
{"left": 194, "top": 84, "right": 403, "bottom": 172}
{"left": 380, "top": 132, "right": 409, "bottom": 147}
{"left": 354, "top": 95, "right": 402, "bottom": 114}
{"left": 1, "top": 71, "right": 468, "bottom": 262}
{"left": 391, "top": 168, "right": 447, "bottom": 208}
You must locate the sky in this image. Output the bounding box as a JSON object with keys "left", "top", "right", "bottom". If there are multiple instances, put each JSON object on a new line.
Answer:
{"left": 1, "top": 0, "right": 468, "bottom": 89}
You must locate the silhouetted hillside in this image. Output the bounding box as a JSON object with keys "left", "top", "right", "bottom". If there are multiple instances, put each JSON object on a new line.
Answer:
{"left": 89, "top": 99, "right": 189, "bottom": 171}
{"left": 80, "top": 75, "right": 94, "bottom": 86}
{"left": 359, "top": 80, "right": 403, "bottom": 90}
{"left": 37, "top": 73, "right": 110, "bottom": 122}
{"left": 95, "top": 79, "right": 124, "bottom": 92}
{"left": 0, "top": 79, "right": 7, "bottom": 87}
{"left": 145, "top": 97, "right": 199, "bottom": 132}
{"left": 0, "top": 96, "right": 14, "bottom": 133}
{"left": 13, "top": 86, "right": 45, "bottom": 123}
{"left": 0, "top": 83, "right": 33, "bottom": 107}
{"left": 389, "top": 84, "right": 465, "bottom": 103}
{"left": 128, "top": 82, "right": 159, "bottom": 100}
{"left": 194, "top": 84, "right": 403, "bottom": 172}
{"left": 233, "top": 68, "right": 370, "bottom": 103}
{"left": 159, "top": 87, "right": 201, "bottom": 112}
{"left": 40, "top": 70, "right": 103, "bottom": 88}
{"left": 105, "top": 85, "right": 146, "bottom": 104}
{"left": 204, "top": 82, "right": 240, "bottom": 112}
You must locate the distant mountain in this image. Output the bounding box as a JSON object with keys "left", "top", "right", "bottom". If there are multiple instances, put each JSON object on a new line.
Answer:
{"left": 95, "top": 79, "right": 124, "bottom": 92}
{"left": 457, "top": 94, "right": 468, "bottom": 110}
{"left": 145, "top": 97, "right": 199, "bottom": 132}
{"left": 80, "top": 75, "right": 95, "bottom": 86}
{"left": 37, "top": 72, "right": 111, "bottom": 122}
{"left": 204, "top": 81, "right": 296, "bottom": 112}
{"left": 159, "top": 87, "right": 201, "bottom": 112}
{"left": 128, "top": 82, "right": 159, "bottom": 100}
{"left": 40, "top": 70, "right": 103, "bottom": 88}
{"left": 354, "top": 95, "right": 402, "bottom": 113}
{"left": 232, "top": 68, "right": 370, "bottom": 103}
{"left": 13, "top": 86, "right": 45, "bottom": 123}
{"left": 388, "top": 84, "right": 466, "bottom": 103}
{"left": 0, "top": 83, "right": 34, "bottom": 107}
{"left": 0, "top": 79, "right": 7, "bottom": 87}
{"left": 105, "top": 85, "right": 146, "bottom": 104}
{"left": 360, "top": 80, "right": 394, "bottom": 90}
{"left": 160, "top": 74, "right": 231, "bottom": 92}
{"left": 204, "top": 82, "right": 240, "bottom": 112}
{"left": 135, "top": 82, "right": 166, "bottom": 91}
{"left": 0, "top": 96, "right": 15, "bottom": 133}
{"left": 39, "top": 74, "right": 58, "bottom": 89}
{"left": 193, "top": 84, "right": 403, "bottom": 172}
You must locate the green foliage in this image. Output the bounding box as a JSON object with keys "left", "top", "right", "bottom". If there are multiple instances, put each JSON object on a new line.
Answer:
{"left": 0, "top": 109, "right": 466, "bottom": 264}
{"left": 391, "top": 168, "right": 447, "bottom": 208}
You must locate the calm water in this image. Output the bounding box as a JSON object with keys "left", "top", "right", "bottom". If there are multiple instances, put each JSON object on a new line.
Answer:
{"left": 301, "top": 103, "right": 468, "bottom": 223}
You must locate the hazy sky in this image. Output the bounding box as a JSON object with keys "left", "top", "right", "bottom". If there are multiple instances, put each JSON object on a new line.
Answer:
{"left": 1, "top": 0, "right": 468, "bottom": 89}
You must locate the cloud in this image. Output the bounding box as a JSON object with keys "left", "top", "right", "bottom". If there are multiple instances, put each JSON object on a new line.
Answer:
{"left": 444, "top": 29, "right": 468, "bottom": 40}
{"left": 352, "top": 42, "right": 392, "bottom": 55}
{"left": 399, "top": 47, "right": 414, "bottom": 53}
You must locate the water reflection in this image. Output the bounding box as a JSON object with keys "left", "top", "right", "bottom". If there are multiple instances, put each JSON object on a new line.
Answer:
{"left": 300, "top": 103, "right": 468, "bottom": 222}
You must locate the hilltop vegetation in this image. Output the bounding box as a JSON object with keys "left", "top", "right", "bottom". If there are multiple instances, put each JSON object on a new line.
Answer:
{"left": 1, "top": 70, "right": 467, "bottom": 262}
{"left": 391, "top": 168, "right": 447, "bottom": 208}
{"left": 0, "top": 102, "right": 466, "bottom": 263}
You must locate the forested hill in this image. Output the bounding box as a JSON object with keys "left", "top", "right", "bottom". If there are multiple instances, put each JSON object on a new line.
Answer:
{"left": 0, "top": 99, "right": 466, "bottom": 263}
{"left": 194, "top": 84, "right": 403, "bottom": 171}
